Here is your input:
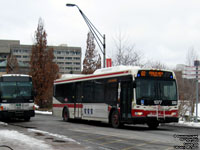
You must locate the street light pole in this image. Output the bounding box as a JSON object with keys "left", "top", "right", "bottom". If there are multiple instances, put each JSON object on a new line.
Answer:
{"left": 194, "top": 60, "right": 199, "bottom": 122}
{"left": 66, "top": 3, "right": 106, "bottom": 68}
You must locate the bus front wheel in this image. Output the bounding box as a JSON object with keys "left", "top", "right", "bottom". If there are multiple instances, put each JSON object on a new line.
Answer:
{"left": 24, "top": 117, "right": 30, "bottom": 122}
{"left": 111, "top": 110, "right": 121, "bottom": 128}
{"left": 147, "top": 122, "right": 159, "bottom": 129}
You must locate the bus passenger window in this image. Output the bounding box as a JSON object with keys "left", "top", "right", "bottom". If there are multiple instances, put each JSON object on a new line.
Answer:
{"left": 105, "top": 82, "right": 118, "bottom": 104}
{"left": 94, "top": 79, "right": 104, "bottom": 103}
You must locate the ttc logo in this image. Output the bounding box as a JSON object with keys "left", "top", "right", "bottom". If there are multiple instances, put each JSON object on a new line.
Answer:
{"left": 84, "top": 108, "right": 93, "bottom": 115}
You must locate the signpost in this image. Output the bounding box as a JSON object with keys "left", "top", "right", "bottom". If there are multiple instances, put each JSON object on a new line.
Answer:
{"left": 182, "top": 60, "right": 200, "bottom": 122}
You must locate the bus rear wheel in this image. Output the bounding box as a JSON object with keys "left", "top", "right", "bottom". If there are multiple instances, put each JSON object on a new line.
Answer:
{"left": 63, "top": 108, "right": 69, "bottom": 122}
{"left": 111, "top": 110, "right": 121, "bottom": 128}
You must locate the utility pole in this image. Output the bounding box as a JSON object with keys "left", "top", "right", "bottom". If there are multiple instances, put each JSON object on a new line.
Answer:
{"left": 194, "top": 60, "right": 199, "bottom": 122}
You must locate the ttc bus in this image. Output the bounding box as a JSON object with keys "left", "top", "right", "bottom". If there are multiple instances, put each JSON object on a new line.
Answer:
{"left": 53, "top": 66, "right": 178, "bottom": 128}
{"left": 0, "top": 74, "right": 35, "bottom": 121}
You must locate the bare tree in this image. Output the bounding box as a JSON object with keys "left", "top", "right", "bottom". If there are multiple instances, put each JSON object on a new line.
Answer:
{"left": 29, "top": 18, "right": 59, "bottom": 108}
{"left": 177, "top": 47, "right": 198, "bottom": 120}
{"left": 82, "top": 32, "right": 101, "bottom": 74}
{"left": 186, "top": 47, "right": 199, "bottom": 66}
{"left": 144, "top": 60, "right": 168, "bottom": 69}
{"left": 6, "top": 54, "right": 19, "bottom": 74}
{"left": 112, "top": 32, "right": 143, "bottom": 66}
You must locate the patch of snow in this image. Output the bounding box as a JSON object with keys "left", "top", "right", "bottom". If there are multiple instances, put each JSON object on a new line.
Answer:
{"left": 178, "top": 121, "right": 200, "bottom": 128}
{"left": 0, "top": 121, "right": 8, "bottom": 126}
{"left": 34, "top": 104, "right": 39, "bottom": 109}
{"left": 35, "top": 110, "right": 52, "bottom": 115}
{"left": 28, "top": 129, "right": 80, "bottom": 144}
{"left": 193, "top": 103, "right": 200, "bottom": 117}
{"left": 0, "top": 130, "right": 53, "bottom": 150}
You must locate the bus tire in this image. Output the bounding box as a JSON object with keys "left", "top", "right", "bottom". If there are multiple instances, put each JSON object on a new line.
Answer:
{"left": 111, "top": 110, "right": 121, "bottom": 128}
{"left": 147, "top": 122, "right": 159, "bottom": 129}
{"left": 24, "top": 117, "right": 30, "bottom": 122}
{"left": 63, "top": 107, "right": 70, "bottom": 122}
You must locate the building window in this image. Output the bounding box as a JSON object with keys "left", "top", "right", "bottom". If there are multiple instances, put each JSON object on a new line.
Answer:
{"left": 16, "top": 55, "right": 21, "bottom": 58}
{"left": 57, "top": 62, "right": 64, "bottom": 64}
{"left": 74, "top": 57, "right": 80, "bottom": 60}
{"left": 57, "top": 57, "right": 64, "bottom": 60}
{"left": 65, "top": 62, "right": 72, "bottom": 65}
{"left": 23, "top": 55, "right": 29, "bottom": 58}
{"left": 75, "top": 67, "right": 80, "bottom": 70}
{"left": 75, "top": 51, "right": 80, "bottom": 55}
{"left": 65, "top": 57, "right": 72, "bottom": 60}
{"left": 57, "top": 51, "right": 61, "bottom": 54}
{"left": 73, "top": 62, "right": 80, "bottom": 65}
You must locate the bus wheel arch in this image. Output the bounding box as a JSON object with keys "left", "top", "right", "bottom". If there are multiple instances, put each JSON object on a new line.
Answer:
{"left": 62, "top": 106, "right": 70, "bottom": 122}
{"left": 147, "top": 121, "right": 159, "bottom": 129}
{"left": 109, "top": 108, "right": 121, "bottom": 128}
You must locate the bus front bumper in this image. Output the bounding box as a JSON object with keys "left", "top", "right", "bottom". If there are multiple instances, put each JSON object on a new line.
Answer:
{"left": 131, "top": 116, "right": 179, "bottom": 124}
{"left": 0, "top": 110, "right": 35, "bottom": 119}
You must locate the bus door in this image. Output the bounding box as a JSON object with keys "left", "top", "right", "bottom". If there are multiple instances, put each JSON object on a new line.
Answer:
{"left": 120, "top": 81, "right": 133, "bottom": 121}
{"left": 75, "top": 82, "right": 82, "bottom": 118}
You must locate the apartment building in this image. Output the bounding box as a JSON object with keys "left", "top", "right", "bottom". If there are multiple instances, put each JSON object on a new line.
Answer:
{"left": 0, "top": 40, "right": 82, "bottom": 74}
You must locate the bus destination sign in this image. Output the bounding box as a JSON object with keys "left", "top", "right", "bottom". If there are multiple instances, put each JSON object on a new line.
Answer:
{"left": 137, "top": 70, "right": 173, "bottom": 78}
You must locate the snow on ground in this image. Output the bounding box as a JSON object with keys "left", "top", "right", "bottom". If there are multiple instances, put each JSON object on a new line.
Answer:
{"left": 0, "top": 130, "right": 53, "bottom": 150}
{"left": 35, "top": 110, "right": 52, "bottom": 115}
{"left": 0, "top": 121, "right": 8, "bottom": 126}
{"left": 178, "top": 121, "right": 200, "bottom": 128}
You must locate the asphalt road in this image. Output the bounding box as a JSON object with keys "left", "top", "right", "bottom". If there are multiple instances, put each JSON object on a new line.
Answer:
{"left": 1, "top": 114, "right": 200, "bottom": 150}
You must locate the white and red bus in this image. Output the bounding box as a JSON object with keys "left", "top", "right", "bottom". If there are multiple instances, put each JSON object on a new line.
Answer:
{"left": 53, "top": 66, "right": 178, "bottom": 128}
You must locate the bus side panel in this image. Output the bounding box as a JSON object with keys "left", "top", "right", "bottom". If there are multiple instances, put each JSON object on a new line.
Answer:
{"left": 82, "top": 103, "right": 109, "bottom": 123}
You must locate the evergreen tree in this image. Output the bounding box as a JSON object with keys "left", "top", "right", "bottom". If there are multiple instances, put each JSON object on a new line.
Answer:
{"left": 82, "top": 32, "right": 101, "bottom": 74}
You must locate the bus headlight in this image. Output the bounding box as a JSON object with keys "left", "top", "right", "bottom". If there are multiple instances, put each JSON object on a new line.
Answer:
{"left": 171, "top": 112, "right": 177, "bottom": 116}
{"left": 135, "top": 112, "right": 143, "bottom": 116}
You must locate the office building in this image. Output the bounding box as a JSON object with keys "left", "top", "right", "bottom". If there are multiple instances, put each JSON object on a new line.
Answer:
{"left": 0, "top": 40, "right": 82, "bottom": 74}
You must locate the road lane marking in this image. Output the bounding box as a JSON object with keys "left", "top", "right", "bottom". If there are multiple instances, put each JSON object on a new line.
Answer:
{"left": 81, "top": 135, "right": 112, "bottom": 142}
{"left": 100, "top": 139, "right": 123, "bottom": 145}
{"left": 164, "top": 147, "right": 174, "bottom": 150}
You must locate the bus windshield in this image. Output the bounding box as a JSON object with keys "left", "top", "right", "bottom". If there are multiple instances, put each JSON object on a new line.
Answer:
{"left": 0, "top": 81, "right": 33, "bottom": 99}
{"left": 136, "top": 79, "right": 177, "bottom": 101}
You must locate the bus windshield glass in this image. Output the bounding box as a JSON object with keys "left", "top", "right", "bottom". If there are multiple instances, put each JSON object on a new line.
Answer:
{"left": 0, "top": 81, "right": 32, "bottom": 99}
{"left": 136, "top": 79, "right": 177, "bottom": 101}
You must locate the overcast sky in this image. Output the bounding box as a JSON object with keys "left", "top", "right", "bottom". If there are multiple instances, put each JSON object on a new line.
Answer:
{"left": 1, "top": 0, "right": 200, "bottom": 68}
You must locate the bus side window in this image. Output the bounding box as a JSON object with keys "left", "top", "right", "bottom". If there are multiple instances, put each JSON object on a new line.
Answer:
{"left": 54, "top": 83, "right": 75, "bottom": 103}
{"left": 64, "top": 83, "right": 75, "bottom": 103}
{"left": 83, "top": 81, "right": 94, "bottom": 103}
{"left": 55, "top": 84, "right": 65, "bottom": 102}
{"left": 105, "top": 78, "right": 118, "bottom": 105}
{"left": 94, "top": 79, "right": 105, "bottom": 103}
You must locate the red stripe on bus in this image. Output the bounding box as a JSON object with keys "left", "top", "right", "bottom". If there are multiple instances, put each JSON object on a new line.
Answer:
{"left": 53, "top": 103, "right": 83, "bottom": 108}
{"left": 55, "top": 71, "right": 129, "bottom": 83}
